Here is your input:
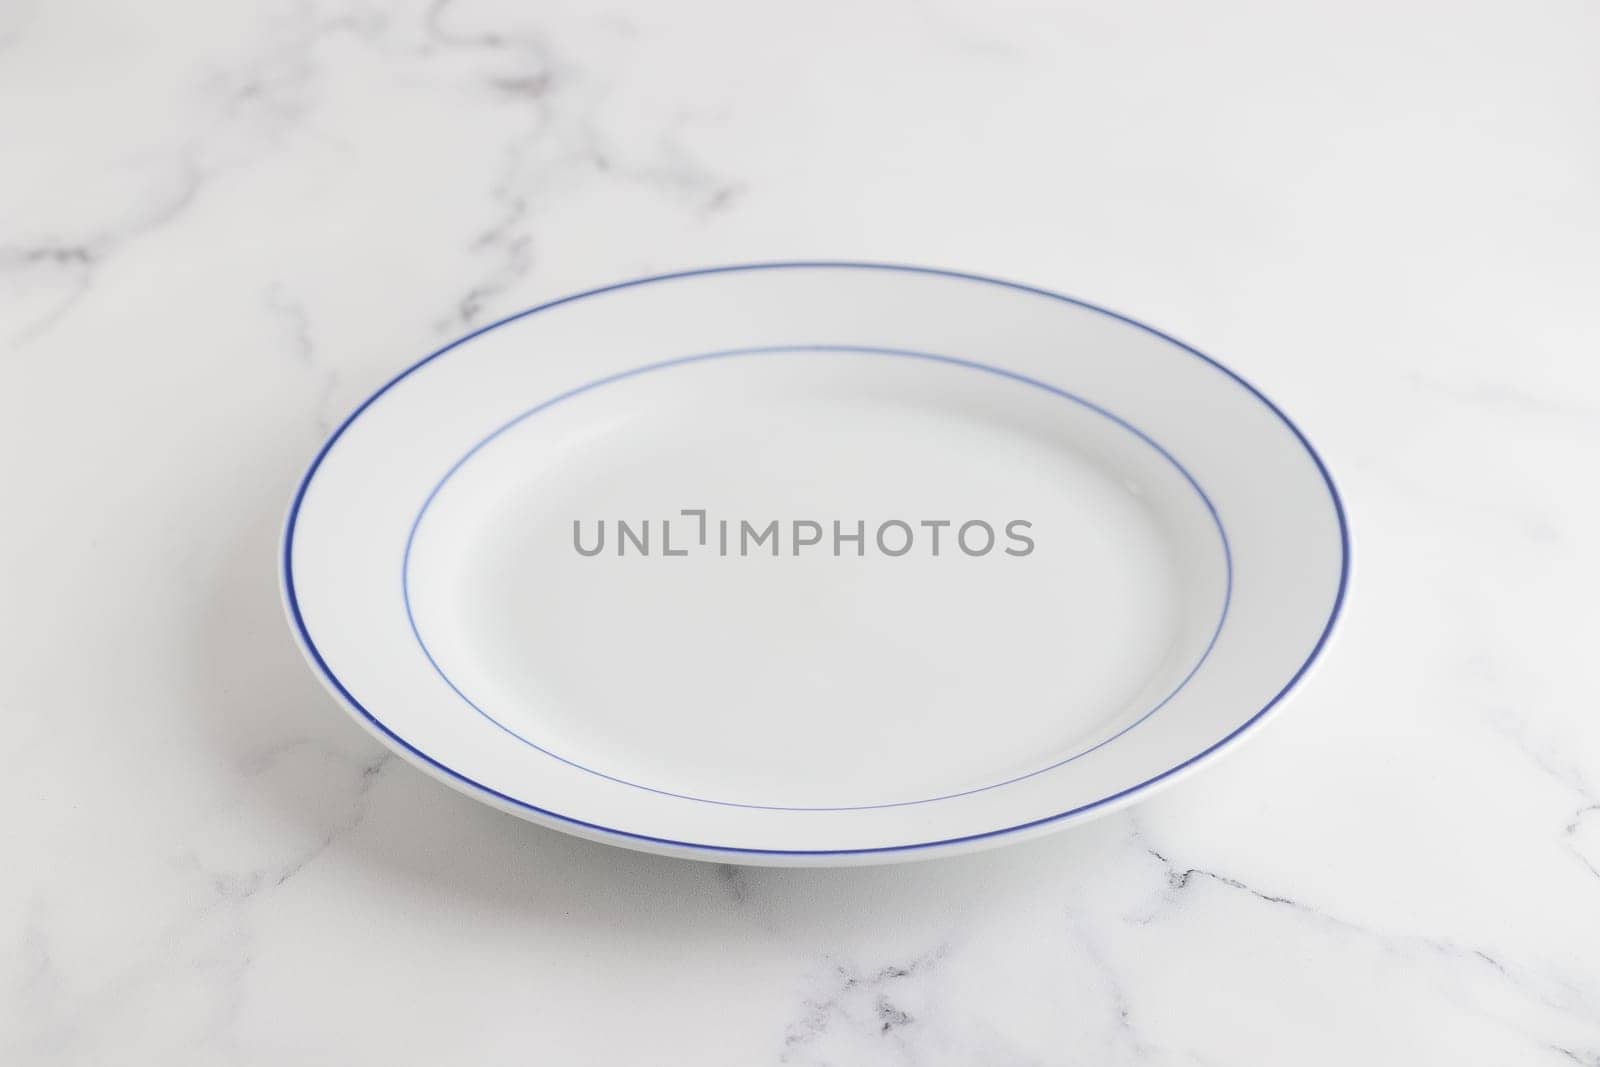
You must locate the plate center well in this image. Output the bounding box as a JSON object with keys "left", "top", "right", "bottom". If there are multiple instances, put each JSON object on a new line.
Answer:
{"left": 403, "top": 348, "right": 1227, "bottom": 809}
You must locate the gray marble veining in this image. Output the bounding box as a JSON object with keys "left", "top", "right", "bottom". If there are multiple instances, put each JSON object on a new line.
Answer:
{"left": 3, "top": 0, "right": 1599, "bottom": 1062}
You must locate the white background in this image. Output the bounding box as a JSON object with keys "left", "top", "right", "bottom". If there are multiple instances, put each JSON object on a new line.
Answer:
{"left": 3, "top": 0, "right": 1598, "bottom": 1062}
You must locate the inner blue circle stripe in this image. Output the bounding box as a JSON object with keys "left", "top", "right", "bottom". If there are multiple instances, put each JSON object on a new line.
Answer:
{"left": 281, "top": 261, "right": 1350, "bottom": 858}
{"left": 400, "top": 343, "right": 1233, "bottom": 812}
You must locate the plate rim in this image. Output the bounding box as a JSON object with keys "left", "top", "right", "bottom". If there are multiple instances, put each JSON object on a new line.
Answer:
{"left": 279, "top": 260, "right": 1351, "bottom": 861}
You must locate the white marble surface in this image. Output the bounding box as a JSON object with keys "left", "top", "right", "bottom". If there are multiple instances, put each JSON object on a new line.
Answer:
{"left": 3, "top": 0, "right": 1599, "bottom": 1062}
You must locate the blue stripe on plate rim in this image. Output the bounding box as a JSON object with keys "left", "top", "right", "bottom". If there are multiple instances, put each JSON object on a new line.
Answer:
{"left": 280, "top": 261, "right": 1351, "bottom": 859}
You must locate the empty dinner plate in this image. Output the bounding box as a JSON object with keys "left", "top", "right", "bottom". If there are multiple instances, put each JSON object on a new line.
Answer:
{"left": 281, "top": 262, "right": 1348, "bottom": 866}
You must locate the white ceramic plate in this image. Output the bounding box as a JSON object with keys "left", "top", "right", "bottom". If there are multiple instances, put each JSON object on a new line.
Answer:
{"left": 282, "top": 263, "right": 1347, "bottom": 866}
